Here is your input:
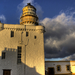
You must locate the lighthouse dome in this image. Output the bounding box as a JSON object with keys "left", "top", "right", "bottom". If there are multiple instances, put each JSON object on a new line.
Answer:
{"left": 20, "top": 3, "right": 38, "bottom": 25}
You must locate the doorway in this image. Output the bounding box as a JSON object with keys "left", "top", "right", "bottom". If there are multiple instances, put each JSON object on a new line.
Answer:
{"left": 48, "top": 68, "right": 54, "bottom": 75}
{"left": 3, "top": 70, "right": 11, "bottom": 75}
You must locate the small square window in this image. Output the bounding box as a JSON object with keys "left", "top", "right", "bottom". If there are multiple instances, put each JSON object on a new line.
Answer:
{"left": 11, "top": 31, "right": 14, "bottom": 37}
{"left": 2, "top": 52, "right": 5, "bottom": 59}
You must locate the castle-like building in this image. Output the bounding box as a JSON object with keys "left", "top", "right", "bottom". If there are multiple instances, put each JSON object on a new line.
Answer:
{"left": 0, "top": 3, "right": 45, "bottom": 75}
{"left": 1, "top": 3, "right": 75, "bottom": 75}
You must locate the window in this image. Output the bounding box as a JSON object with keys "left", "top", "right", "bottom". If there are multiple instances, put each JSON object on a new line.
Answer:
{"left": 57, "top": 65, "right": 61, "bottom": 71}
{"left": 66, "top": 65, "right": 70, "bottom": 71}
{"left": 26, "top": 32, "right": 28, "bottom": 37}
{"left": 17, "top": 46, "right": 22, "bottom": 64}
{"left": 34, "top": 36, "right": 36, "bottom": 39}
{"left": 2, "top": 52, "right": 5, "bottom": 59}
{"left": 3, "top": 70, "right": 11, "bottom": 75}
{"left": 11, "top": 31, "right": 14, "bottom": 37}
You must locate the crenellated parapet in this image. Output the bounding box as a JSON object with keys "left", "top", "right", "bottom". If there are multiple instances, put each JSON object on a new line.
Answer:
{"left": 0, "top": 24, "right": 45, "bottom": 33}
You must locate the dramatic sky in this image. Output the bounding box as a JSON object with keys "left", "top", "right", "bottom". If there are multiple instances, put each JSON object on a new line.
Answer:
{"left": 0, "top": 0, "right": 75, "bottom": 61}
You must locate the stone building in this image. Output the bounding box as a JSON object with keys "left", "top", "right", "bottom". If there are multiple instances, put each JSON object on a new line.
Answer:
{"left": 0, "top": 3, "right": 45, "bottom": 75}
{"left": 45, "top": 61, "right": 75, "bottom": 75}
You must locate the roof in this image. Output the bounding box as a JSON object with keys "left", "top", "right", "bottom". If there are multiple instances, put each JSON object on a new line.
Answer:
{"left": 25, "top": 3, "right": 36, "bottom": 10}
{"left": 45, "top": 61, "right": 70, "bottom": 62}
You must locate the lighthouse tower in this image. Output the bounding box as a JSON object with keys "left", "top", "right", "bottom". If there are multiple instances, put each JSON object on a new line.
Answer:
{"left": 19, "top": 3, "right": 45, "bottom": 75}
{"left": 0, "top": 3, "right": 45, "bottom": 75}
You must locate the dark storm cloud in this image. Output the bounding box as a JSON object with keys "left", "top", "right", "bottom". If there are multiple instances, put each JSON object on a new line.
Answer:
{"left": 62, "top": 54, "right": 75, "bottom": 61}
{"left": 41, "top": 13, "right": 75, "bottom": 60}
{"left": 16, "top": 0, "right": 75, "bottom": 60}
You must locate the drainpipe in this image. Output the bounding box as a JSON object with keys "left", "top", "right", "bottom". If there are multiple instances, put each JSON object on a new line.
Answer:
{"left": 24, "top": 25, "right": 29, "bottom": 75}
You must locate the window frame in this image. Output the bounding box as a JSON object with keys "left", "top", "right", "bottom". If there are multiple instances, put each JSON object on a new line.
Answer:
{"left": 57, "top": 65, "right": 61, "bottom": 72}
{"left": 11, "top": 31, "right": 14, "bottom": 37}
{"left": 26, "top": 32, "right": 28, "bottom": 37}
{"left": 66, "top": 65, "right": 70, "bottom": 71}
{"left": 34, "top": 36, "right": 37, "bottom": 39}
{"left": 3, "top": 69, "right": 11, "bottom": 75}
{"left": 2, "top": 52, "right": 5, "bottom": 59}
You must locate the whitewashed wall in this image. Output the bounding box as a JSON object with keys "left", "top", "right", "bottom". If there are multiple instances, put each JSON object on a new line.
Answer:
{"left": 70, "top": 61, "right": 75, "bottom": 74}
{"left": 45, "top": 61, "right": 70, "bottom": 74}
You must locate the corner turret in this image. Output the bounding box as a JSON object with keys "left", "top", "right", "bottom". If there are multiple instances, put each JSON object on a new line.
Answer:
{"left": 0, "top": 21, "right": 4, "bottom": 31}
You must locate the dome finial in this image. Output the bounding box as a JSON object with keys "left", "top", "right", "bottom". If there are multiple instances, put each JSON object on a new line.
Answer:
{"left": 27, "top": 3, "right": 31, "bottom": 5}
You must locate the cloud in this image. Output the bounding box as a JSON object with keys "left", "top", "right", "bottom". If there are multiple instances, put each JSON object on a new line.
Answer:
{"left": 17, "top": 0, "right": 34, "bottom": 12}
{"left": 34, "top": 3, "right": 43, "bottom": 20}
{"left": 0, "top": 15, "right": 6, "bottom": 23}
{"left": 17, "top": 0, "right": 75, "bottom": 60}
{"left": 61, "top": 54, "right": 75, "bottom": 61}
{"left": 41, "top": 12, "right": 75, "bottom": 59}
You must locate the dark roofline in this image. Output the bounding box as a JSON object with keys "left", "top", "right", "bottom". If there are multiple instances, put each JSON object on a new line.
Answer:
{"left": 45, "top": 60, "right": 75, "bottom": 62}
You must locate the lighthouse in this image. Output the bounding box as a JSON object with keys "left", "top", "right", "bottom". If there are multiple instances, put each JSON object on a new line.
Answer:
{"left": 0, "top": 3, "right": 45, "bottom": 75}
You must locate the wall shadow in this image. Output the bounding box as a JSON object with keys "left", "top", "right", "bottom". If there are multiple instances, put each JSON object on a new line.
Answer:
{"left": 0, "top": 47, "right": 41, "bottom": 75}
